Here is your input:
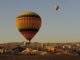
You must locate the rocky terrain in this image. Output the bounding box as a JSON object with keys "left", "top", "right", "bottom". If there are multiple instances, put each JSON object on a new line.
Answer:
{"left": 0, "top": 42, "right": 80, "bottom": 60}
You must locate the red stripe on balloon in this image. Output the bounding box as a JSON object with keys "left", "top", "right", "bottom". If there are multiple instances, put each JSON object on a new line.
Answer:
{"left": 16, "top": 17, "right": 41, "bottom": 21}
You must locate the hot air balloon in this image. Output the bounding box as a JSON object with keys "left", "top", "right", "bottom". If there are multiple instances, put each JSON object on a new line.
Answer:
{"left": 55, "top": 5, "right": 59, "bottom": 11}
{"left": 54, "top": 0, "right": 60, "bottom": 11}
{"left": 54, "top": 5, "right": 59, "bottom": 11}
{"left": 16, "top": 11, "right": 41, "bottom": 44}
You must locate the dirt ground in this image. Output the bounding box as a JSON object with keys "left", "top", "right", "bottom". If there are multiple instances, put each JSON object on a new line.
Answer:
{"left": 0, "top": 55, "right": 80, "bottom": 60}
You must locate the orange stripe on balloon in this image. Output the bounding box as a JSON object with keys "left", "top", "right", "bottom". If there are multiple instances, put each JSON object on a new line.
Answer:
{"left": 21, "top": 31, "right": 37, "bottom": 34}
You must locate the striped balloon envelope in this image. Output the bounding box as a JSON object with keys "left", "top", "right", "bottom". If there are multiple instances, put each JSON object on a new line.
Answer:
{"left": 16, "top": 11, "right": 41, "bottom": 43}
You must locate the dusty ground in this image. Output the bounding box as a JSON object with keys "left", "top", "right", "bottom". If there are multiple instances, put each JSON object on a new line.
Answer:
{"left": 0, "top": 55, "right": 80, "bottom": 60}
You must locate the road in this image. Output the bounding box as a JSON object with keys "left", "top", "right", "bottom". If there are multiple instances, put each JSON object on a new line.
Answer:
{"left": 0, "top": 55, "right": 80, "bottom": 60}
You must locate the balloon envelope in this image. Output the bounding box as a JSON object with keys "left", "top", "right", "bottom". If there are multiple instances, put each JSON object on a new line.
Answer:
{"left": 16, "top": 11, "right": 41, "bottom": 42}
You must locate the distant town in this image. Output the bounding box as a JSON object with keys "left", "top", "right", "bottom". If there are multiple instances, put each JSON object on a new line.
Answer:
{"left": 0, "top": 42, "right": 80, "bottom": 56}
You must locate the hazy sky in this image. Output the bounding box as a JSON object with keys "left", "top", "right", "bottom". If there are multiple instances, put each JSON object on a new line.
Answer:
{"left": 0, "top": 0, "right": 80, "bottom": 43}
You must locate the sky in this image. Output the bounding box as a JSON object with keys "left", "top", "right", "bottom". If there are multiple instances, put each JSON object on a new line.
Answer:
{"left": 0, "top": 0, "right": 80, "bottom": 43}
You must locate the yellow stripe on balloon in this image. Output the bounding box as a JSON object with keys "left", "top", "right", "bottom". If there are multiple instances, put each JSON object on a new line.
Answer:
{"left": 16, "top": 20, "right": 41, "bottom": 29}
{"left": 17, "top": 11, "right": 38, "bottom": 17}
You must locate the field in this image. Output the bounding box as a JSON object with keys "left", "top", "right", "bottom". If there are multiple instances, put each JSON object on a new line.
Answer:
{"left": 0, "top": 55, "right": 80, "bottom": 60}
